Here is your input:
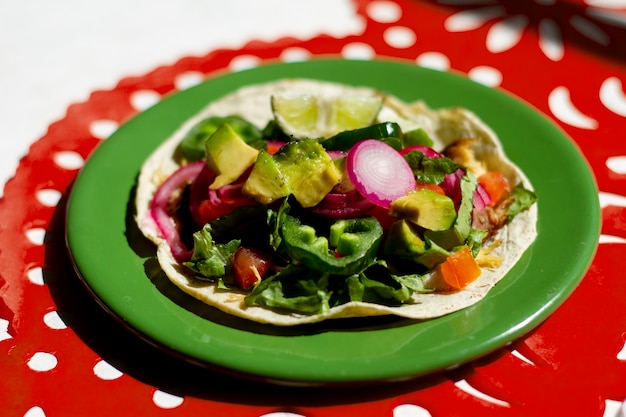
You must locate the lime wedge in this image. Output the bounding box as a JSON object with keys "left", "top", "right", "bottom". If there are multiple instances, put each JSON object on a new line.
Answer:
{"left": 328, "top": 96, "right": 383, "bottom": 134}
{"left": 271, "top": 94, "right": 320, "bottom": 138}
{"left": 271, "top": 93, "right": 382, "bottom": 139}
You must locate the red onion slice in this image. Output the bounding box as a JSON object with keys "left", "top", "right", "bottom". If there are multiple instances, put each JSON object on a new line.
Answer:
{"left": 150, "top": 161, "right": 205, "bottom": 262}
{"left": 346, "top": 140, "right": 416, "bottom": 209}
{"left": 473, "top": 182, "right": 492, "bottom": 211}
{"left": 440, "top": 168, "right": 465, "bottom": 207}
{"left": 310, "top": 189, "right": 375, "bottom": 218}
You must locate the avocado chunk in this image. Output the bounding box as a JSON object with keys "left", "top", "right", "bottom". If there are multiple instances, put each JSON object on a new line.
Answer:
{"left": 242, "top": 150, "right": 290, "bottom": 205}
{"left": 384, "top": 220, "right": 426, "bottom": 258}
{"left": 275, "top": 139, "right": 340, "bottom": 207}
{"left": 205, "top": 123, "right": 259, "bottom": 189}
{"left": 425, "top": 172, "right": 477, "bottom": 250}
{"left": 178, "top": 115, "right": 263, "bottom": 162}
{"left": 242, "top": 139, "right": 340, "bottom": 208}
{"left": 384, "top": 220, "right": 451, "bottom": 269}
{"left": 389, "top": 189, "right": 456, "bottom": 231}
{"left": 416, "top": 238, "right": 451, "bottom": 269}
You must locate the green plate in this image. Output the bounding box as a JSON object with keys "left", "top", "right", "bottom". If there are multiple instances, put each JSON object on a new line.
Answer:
{"left": 66, "top": 59, "right": 600, "bottom": 384}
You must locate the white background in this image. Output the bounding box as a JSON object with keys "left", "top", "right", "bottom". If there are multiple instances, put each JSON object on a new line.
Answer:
{"left": 0, "top": 0, "right": 364, "bottom": 194}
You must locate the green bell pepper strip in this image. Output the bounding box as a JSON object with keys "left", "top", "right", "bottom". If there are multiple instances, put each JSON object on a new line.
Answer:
{"left": 278, "top": 213, "right": 383, "bottom": 276}
{"left": 320, "top": 122, "right": 403, "bottom": 151}
{"left": 402, "top": 127, "right": 434, "bottom": 148}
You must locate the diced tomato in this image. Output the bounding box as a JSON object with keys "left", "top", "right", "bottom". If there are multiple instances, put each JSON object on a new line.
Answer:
{"left": 194, "top": 175, "right": 258, "bottom": 225}
{"left": 415, "top": 182, "right": 446, "bottom": 196}
{"left": 266, "top": 141, "right": 285, "bottom": 155}
{"left": 196, "top": 199, "right": 238, "bottom": 225}
{"left": 478, "top": 171, "right": 510, "bottom": 206}
{"left": 429, "top": 246, "right": 482, "bottom": 291}
{"left": 232, "top": 246, "right": 272, "bottom": 290}
{"left": 365, "top": 205, "right": 396, "bottom": 230}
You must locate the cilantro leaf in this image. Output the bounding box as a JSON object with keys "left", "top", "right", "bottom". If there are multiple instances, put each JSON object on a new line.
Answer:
{"left": 245, "top": 265, "right": 331, "bottom": 314}
{"left": 183, "top": 224, "right": 240, "bottom": 283}
{"left": 403, "top": 150, "right": 460, "bottom": 184}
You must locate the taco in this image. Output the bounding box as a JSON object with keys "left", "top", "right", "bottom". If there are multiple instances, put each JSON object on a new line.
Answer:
{"left": 135, "top": 79, "right": 537, "bottom": 326}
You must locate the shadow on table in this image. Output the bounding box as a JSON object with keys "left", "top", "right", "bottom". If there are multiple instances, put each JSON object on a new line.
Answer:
{"left": 44, "top": 185, "right": 487, "bottom": 407}
{"left": 420, "top": 0, "right": 626, "bottom": 65}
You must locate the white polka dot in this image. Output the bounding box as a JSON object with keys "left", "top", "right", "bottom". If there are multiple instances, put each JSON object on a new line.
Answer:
{"left": 570, "top": 15, "right": 610, "bottom": 46}
{"left": 599, "top": 234, "right": 626, "bottom": 244}
{"left": 35, "top": 189, "right": 62, "bottom": 207}
{"left": 0, "top": 318, "right": 12, "bottom": 342}
{"left": 94, "top": 359, "right": 124, "bottom": 380}
{"left": 605, "top": 400, "right": 626, "bottom": 417}
{"left": 454, "top": 379, "right": 510, "bottom": 407}
{"left": 89, "top": 119, "right": 119, "bottom": 140}
{"left": 130, "top": 90, "right": 161, "bottom": 111}
{"left": 599, "top": 191, "right": 626, "bottom": 209}
{"left": 486, "top": 15, "right": 528, "bottom": 54}
{"left": 341, "top": 42, "right": 376, "bottom": 60}
{"left": 27, "top": 267, "right": 44, "bottom": 286}
{"left": 607, "top": 156, "right": 626, "bottom": 174}
{"left": 538, "top": 18, "right": 564, "bottom": 62}
{"left": 27, "top": 352, "right": 58, "bottom": 372}
{"left": 511, "top": 349, "right": 536, "bottom": 365}
{"left": 367, "top": 1, "right": 402, "bottom": 23}
{"left": 24, "top": 406, "right": 46, "bottom": 417}
{"left": 153, "top": 390, "right": 184, "bottom": 409}
{"left": 468, "top": 66, "right": 503, "bottom": 87}
{"left": 174, "top": 71, "right": 205, "bottom": 91}
{"left": 445, "top": 6, "right": 506, "bottom": 32}
{"left": 229, "top": 55, "right": 262, "bottom": 72}
{"left": 43, "top": 311, "right": 67, "bottom": 330}
{"left": 280, "top": 47, "right": 312, "bottom": 62}
{"left": 549, "top": 86, "right": 598, "bottom": 130}
{"left": 416, "top": 52, "right": 451, "bottom": 71}
{"left": 384, "top": 26, "right": 417, "bottom": 49}
{"left": 393, "top": 404, "right": 432, "bottom": 417}
{"left": 600, "top": 77, "right": 626, "bottom": 117}
{"left": 25, "top": 228, "right": 46, "bottom": 245}
{"left": 53, "top": 151, "right": 84, "bottom": 170}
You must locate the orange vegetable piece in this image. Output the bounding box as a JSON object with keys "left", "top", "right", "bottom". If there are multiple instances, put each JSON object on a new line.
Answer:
{"left": 431, "top": 246, "right": 482, "bottom": 291}
{"left": 478, "top": 171, "right": 510, "bottom": 206}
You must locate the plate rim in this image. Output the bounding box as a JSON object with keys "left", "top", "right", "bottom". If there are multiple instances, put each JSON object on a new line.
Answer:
{"left": 65, "top": 58, "right": 601, "bottom": 384}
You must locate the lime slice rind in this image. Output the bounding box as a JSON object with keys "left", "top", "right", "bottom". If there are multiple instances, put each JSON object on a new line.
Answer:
{"left": 272, "top": 93, "right": 383, "bottom": 139}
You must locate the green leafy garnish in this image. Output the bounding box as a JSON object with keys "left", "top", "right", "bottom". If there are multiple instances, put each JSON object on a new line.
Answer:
{"left": 403, "top": 150, "right": 460, "bottom": 184}
{"left": 183, "top": 224, "right": 240, "bottom": 288}
{"left": 507, "top": 184, "right": 538, "bottom": 222}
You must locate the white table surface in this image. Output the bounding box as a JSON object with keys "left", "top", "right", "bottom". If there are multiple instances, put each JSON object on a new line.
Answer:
{"left": 0, "top": 0, "right": 364, "bottom": 196}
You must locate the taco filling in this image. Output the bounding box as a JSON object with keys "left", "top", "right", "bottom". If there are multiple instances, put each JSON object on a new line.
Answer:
{"left": 135, "top": 79, "right": 537, "bottom": 326}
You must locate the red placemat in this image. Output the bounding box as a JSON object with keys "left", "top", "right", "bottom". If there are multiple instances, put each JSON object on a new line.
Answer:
{"left": 2, "top": 1, "right": 626, "bottom": 416}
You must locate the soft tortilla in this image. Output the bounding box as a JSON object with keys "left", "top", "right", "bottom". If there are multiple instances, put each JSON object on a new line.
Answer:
{"left": 135, "top": 79, "right": 538, "bottom": 326}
